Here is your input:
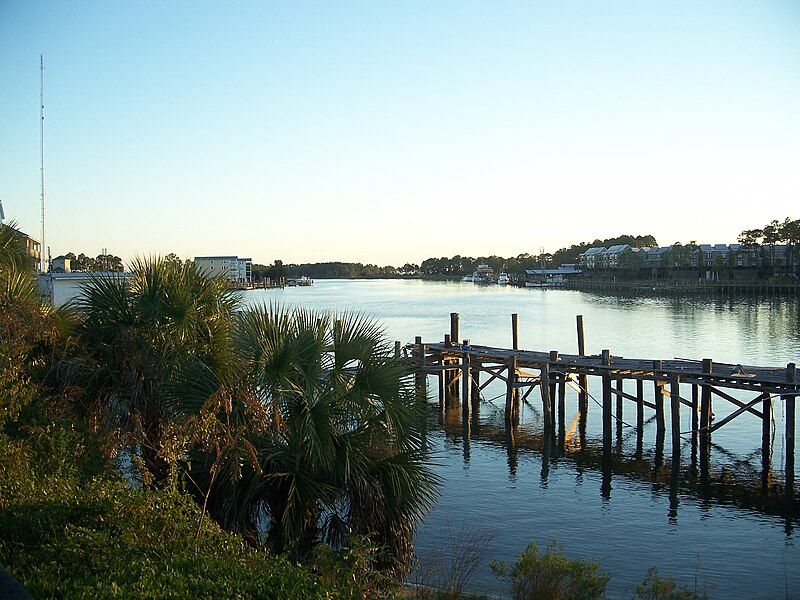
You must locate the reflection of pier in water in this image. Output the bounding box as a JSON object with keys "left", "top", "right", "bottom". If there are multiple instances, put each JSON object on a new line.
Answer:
{"left": 432, "top": 404, "right": 798, "bottom": 530}
{"left": 402, "top": 312, "right": 799, "bottom": 529}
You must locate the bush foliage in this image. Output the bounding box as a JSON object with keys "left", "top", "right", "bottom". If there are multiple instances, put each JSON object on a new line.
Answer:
{"left": 490, "top": 540, "right": 610, "bottom": 600}
{"left": 0, "top": 425, "right": 368, "bottom": 599}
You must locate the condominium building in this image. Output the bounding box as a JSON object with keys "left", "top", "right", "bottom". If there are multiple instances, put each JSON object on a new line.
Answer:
{"left": 194, "top": 256, "right": 252, "bottom": 284}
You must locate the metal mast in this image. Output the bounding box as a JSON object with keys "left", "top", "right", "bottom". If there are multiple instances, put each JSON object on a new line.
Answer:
{"left": 40, "top": 54, "right": 46, "bottom": 272}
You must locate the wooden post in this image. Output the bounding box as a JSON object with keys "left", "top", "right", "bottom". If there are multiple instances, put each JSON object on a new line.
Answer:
{"left": 761, "top": 392, "right": 772, "bottom": 465}
{"left": 442, "top": 334, "right": 452, "bottom": 406}
{"left": 691, "top": 384, "right": 699, "bottom": 444}
{"left": 394, "top": 340, "right": 401, "bottom": 358}
{"left": 670, "top": 378, "right": 681, "bottom": 456}
{"left": 558, "top": 374, "right": 566, "bottom": 435}
{"left": 505, "top": 355, "right": 519, "bottom": 425}
{"left": 461, "top": 340, "right": 471, "bottom": 413}
{"left": 700, "top": 359, "right": 713, "bottom": 445}
{"left": 549, "top": 351, "right": 558, "bottom": 414}
{"left": 450, "top": 312, "right": 459, "bottom": 347}
{"left": 541, "top": 361, "right": 552, "bottom": 429}
{"left": 636, "top": 379, "right": 644, "bottom": 430}
{"left": 470, "top": 364, "right": 480, "bottom": 417}
{"left": 615, "top": 378, "right": 623, "bottom": 423}
{"left": 512, "top": 313, "right": 519, "bottom": 350}
{"left": 576, "top": 315, "right": 588, "bottom": 416}
{"left": 602, "top": 349, "right": 612, "bottom": 450}
{"left": 415, "top": 336, "right": 426, "bottom": 397}
{"left": 787, "top": 362, "right": 797, "bottom": 475}
{"left": 654, "top": 360, "right": 665, "bottom": 434}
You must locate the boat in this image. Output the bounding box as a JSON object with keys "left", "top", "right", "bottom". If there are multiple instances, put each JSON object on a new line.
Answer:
{"left": 497, "top": 272, "right": 509, "bottom": 285}
{"left": 462, "top": 264, "right": 495, "bottom": 284}
{"left": 288, "top": 276, "right": 314, "bottom": 286}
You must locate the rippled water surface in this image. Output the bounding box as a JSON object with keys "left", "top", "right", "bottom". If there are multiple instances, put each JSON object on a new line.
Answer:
{"left": 245, "top": 280, "right": 800, "bottom": 598}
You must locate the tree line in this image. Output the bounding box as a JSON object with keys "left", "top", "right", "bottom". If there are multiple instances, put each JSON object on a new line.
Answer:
{"left": 56, "top": 251, "right": 124, "bottom": 272}
{"left": 251, "top": 234, "right": 658, "bottom": 280}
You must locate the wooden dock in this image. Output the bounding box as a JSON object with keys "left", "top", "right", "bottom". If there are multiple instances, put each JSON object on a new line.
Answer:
{"left": 405, "top": 312, "right": 799, "bottom": 489}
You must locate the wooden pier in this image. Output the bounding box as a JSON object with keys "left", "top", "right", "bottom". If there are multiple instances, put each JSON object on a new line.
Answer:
{"left": 407, "top": 312, "right": 799, "bottom": 488}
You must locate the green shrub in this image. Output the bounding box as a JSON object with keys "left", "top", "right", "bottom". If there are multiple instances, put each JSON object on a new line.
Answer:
{"left": 0, "top": 430, "right": 363, "bottom": 599}
{"left": 635, "top": 567, "right": 708, "bottom": 599}
{"left": 490, "top": 540, "right": 610, "bottom": 600}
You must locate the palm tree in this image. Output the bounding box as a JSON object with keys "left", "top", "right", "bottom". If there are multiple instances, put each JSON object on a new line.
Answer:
{"left": 69, "top": 256, "right": 240, "bottom": 484}
{"left": 169, "top": 305, "right": 440, "bottom": 575}
{"left": 0, "top": 221, "right": 33, "bottom": 279}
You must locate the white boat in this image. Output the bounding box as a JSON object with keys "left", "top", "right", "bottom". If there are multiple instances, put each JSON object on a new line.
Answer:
{"left": 497, "top": 272, "right": 509, "bottom": 285}
{"left": 288, "top": 276, "right": 314, "bottom": 286}
{"left": 461, "top": 274, "right": 474, "bottom": 282}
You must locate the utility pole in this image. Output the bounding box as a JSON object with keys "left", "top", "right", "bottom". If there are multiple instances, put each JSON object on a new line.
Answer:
{"left": 40, "top": 54, "right": 46, "bottom": 272}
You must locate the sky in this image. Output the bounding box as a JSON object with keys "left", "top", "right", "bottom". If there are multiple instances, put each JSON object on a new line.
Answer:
{"left": 1, "top": 1, "right": 799, "bottom": 266}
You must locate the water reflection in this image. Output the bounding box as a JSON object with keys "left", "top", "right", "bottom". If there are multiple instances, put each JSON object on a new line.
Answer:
{"left": 433, "top": 401, "right": 799, "bottom": 524}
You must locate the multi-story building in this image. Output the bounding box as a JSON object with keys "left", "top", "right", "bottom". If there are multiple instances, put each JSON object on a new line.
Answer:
{"left": 194, "top": 256, "right": 253, "bottom": 284}
{"left": 6, "top": 226, "right": 41, "bottom": 270}
{"left": 579, "top": 247, "right": 606, "bottom": 269}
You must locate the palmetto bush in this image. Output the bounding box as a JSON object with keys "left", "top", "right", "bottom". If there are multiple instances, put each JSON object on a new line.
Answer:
{"left": 67, "top": 257, "right": 239, "bottom": 482}
{"left": 63, "top": 257, "right": 438, "bottom": 573}
{"left": 169, "top": 305, "right": 440, "bottom": 575}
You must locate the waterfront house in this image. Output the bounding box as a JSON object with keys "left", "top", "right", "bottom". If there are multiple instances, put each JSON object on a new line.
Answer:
{"left": 601, "top": 244, "right": 632, "bottom": 269}
{"left": 525, "top": 264, "right": 582, "bottom": 285}
{"left": 579, "top": 247, "right": 606, "bottom": 269}
{"left": 194, "top": 256, "right": 253, "bottom": 284}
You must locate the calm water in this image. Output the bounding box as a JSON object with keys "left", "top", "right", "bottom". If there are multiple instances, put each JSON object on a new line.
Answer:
{"left": 244, "top": 280, "right": 800, "bottom": 598}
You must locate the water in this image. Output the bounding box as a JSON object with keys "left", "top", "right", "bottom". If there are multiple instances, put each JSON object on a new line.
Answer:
{"left": 244, "top": 280, "right": 800, "bottom": 598}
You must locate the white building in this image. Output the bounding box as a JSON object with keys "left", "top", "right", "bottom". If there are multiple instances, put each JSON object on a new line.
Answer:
{"left": 51, "top": 255, "right": 72, "bottom": 273}
{"left": 38, "top": 272, "right": 130, "bottom": 307}
{"left": 194, "top": 256, "right": 252, "bottom": 284}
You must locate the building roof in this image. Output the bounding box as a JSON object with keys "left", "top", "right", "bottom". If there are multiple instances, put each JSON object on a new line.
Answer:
{"left": 39, "top": 271, "right": 129, "bottom": 280}
{"left": 7, "top": 225, "right": 39, "bottom": 244}
{"left": 605, "top": 244, "right": 631, "bottom": 253}
{"left": 582, "top": 247, "right": 606, "bottom": 256}
{"left": 194, "top": 256, "right": 239, "bottom": 260}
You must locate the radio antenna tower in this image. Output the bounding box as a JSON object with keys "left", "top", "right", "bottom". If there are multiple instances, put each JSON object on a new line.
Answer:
{"left": 39, "top": 54, "right": 46, "bottom": 272}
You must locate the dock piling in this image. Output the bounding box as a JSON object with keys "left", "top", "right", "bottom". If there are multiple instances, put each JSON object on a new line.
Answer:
{"left": 541, "top": 361, "right": 552, "bottom": 429}
{"left": 602, "top": 349, "right": 612, "bottom": 450}
{"left": 787, "top": 363, "right": 796, "bottom": 484}
{"left": 670, "top": 377, "right": 681, "bottom": 456}
{"left": 700, "top": 359, "right": 713, "bottom": 447}
{"left": 461, "top": 340, "right": 472, "bottom": 413}
{"left": 654, "top": 360, "right": 665, "bottom": 434}
{"left": 512, "top": 313, "right": 519, "bottom": 350}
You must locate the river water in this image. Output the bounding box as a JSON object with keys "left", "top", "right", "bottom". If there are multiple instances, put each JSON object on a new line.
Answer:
{"left": 244, "top": 279, "right": 800, "bottom": 598}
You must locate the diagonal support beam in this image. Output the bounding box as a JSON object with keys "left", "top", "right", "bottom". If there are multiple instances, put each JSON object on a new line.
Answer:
{"left": 701, "top": 383, "right": 763, "bottom": 419}
{"left": 710, "top": 393, "right": 770, "bottom": 433}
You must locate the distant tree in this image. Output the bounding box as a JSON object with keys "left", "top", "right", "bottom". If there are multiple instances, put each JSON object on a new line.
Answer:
{"left": 619, "top": 248, "right": 645, "bottom": 273}
{"left": 164, "top": 253, "right": 183, "bottom": 267}
{"left": 94, "top": 253, "right": 124, "bottom": 272}
{"left": 762, "top": 220, "right": 781, "bottom": 277}
{"left": 266, "top": 259, "right": 285, "bottom": 281}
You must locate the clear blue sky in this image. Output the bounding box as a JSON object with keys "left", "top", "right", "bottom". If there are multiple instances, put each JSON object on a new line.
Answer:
{"left": 1, "top": 1, "right": 799, "bottom": 265}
